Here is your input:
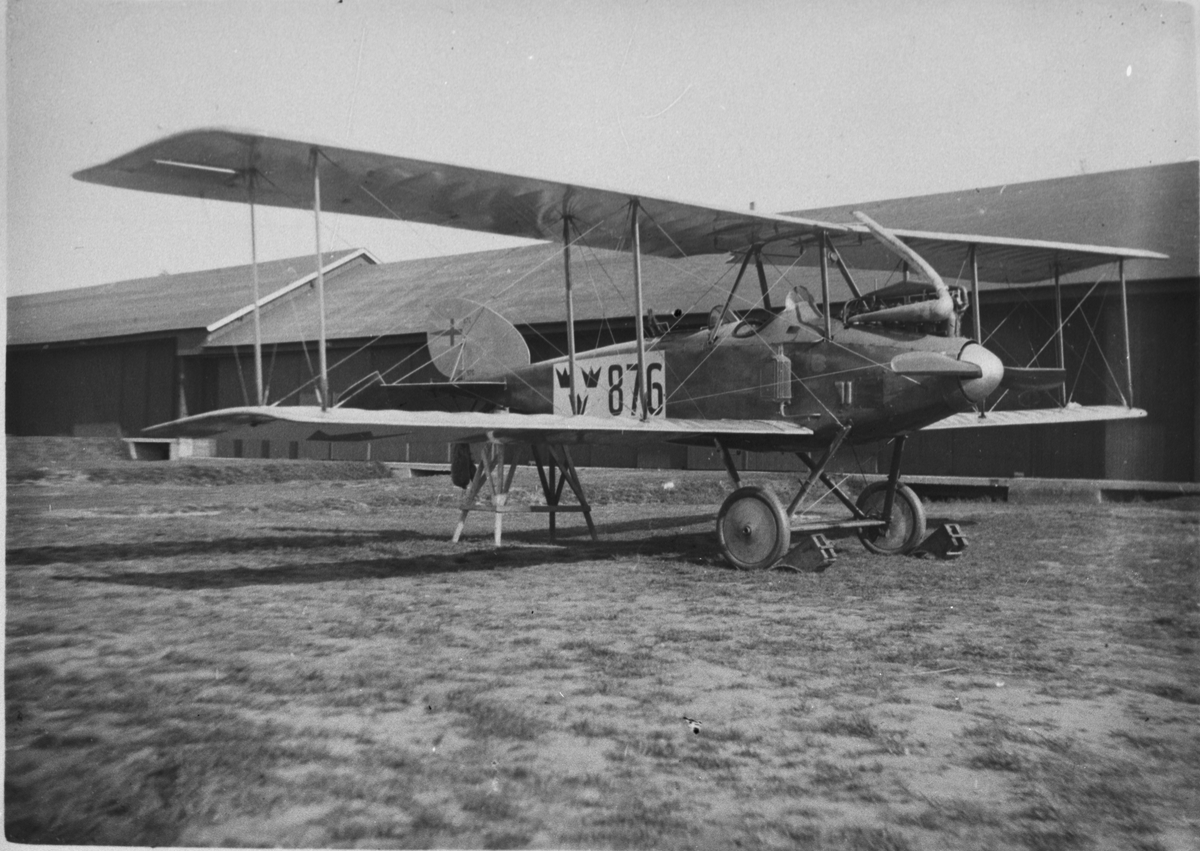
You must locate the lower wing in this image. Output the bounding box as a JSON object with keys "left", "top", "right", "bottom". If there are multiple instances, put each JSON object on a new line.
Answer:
{"left": 145, "top": 406, "right": 813, "bottom": 448}
{"left": 921, "top": 404, "right": 1146, "bottom": 431}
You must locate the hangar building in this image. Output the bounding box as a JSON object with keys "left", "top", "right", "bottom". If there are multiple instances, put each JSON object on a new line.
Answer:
{"left": 8, "top": 161, "right": 1198, "bottom": 481}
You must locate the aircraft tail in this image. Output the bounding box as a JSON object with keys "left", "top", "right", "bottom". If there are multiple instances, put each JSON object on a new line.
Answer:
{"left": 427, "top": 298, "right": 530, "bottom": 381}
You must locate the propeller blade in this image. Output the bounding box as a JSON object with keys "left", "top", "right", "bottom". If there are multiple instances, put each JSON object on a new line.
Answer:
{"left": 851, "top": 212, "right": 953, "bottom": 322}
{"left": 890, "top": 351, "right": 983, "bottom": 378}
{"left": 855, "top": 300, "right": 957, "bottom": 326}
{"left": 1000, "top": 367, "right": 1067, "bottom": 390}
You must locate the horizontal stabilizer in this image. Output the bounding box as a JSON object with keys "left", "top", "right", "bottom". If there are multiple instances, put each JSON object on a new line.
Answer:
{"left": 922, "top": 404, "right": 1146, "bottom": 431}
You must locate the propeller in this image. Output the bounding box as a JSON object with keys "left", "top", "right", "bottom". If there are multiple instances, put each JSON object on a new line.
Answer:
{"left": 846, "top": 212, "right": 954, "bottom": 326}
{"left": 889, "top": 351, "right": 983, "bottom": 378}
{"left": 999, "top": 367, "right": 1067, "bottom": 391}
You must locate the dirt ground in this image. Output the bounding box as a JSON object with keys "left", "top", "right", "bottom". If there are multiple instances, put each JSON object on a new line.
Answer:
{"left": 5, "top": 443, "right": 1199, "bottom": 849}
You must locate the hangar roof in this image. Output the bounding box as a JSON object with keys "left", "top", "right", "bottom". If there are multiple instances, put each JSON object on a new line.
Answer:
{"left": 786, "top": 159, "right": 1198, "bottom": 283}
{"left": 204, "top": 244, "right": 748, "bottom": 348}
{"left": 8, "top": 249, "right": 368, "bottom": 347}
{"left": 206, "top": 161, "right": 1198, "bottom": 348}
{"left": 11, "top": 161, "right": 1195, "bottom": 351}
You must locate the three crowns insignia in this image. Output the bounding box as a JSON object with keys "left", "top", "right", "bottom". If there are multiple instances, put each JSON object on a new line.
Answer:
{"left": 556, "top": 365, "right": 599, "bottom": 415}
{"left": 556, "top": 366, "right": 602, "bottom": 389}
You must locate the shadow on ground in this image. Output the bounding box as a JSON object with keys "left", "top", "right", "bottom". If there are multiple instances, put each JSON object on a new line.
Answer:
{"left": 43, "top": 514, "right": 721, "bottom": 590}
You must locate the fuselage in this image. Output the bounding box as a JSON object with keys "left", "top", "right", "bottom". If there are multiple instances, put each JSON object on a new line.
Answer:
{"left": 499, "top": 308, "right": 1003, "bottom": 450}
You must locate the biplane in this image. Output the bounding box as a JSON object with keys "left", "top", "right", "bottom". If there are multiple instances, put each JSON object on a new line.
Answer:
{"left": 74, "top": 129, "right": 1166, "bottom": 570}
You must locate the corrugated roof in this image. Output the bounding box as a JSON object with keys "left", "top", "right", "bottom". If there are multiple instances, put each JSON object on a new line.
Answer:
{"left": 13, "top": 162, "right": 1194, "bottom": 351}
{"left": 206, "top": 162, "right": 1198, "bottom": 349}
{"left": 203, "top": 244, "right": 765, "bottom": 347}
{"left": 7, "top": 249, "right": 361, "bottom": 346}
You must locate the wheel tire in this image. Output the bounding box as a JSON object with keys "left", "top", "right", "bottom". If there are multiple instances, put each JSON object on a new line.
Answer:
{"left": 717, "top": 485, "right": 791, "bottom": 570}
{"left": 450, "top": 442, "right": 476, "bottom": 489}
{"left": 855, "top": 482, "right": 927, "bottom": 555}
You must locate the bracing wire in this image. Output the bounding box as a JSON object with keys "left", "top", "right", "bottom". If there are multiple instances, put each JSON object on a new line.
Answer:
{"left": 230, "top": 344, "right": 250, "bottom": 407}
{"left": 254, "top": 158, "right": 616, "bottom": 405}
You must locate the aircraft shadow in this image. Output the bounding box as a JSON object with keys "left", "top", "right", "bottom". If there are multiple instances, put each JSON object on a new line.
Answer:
{"left": 500, "top": 512, "right": 714, "bottom": 540}
{"left": 927, "top": 516, "right": 979, "bottom": 528}
{"left": 9, "top": 512, "right": 714, "bottom": 569}
{"left": 6, "top": 529, "right": 443, "bottom": 567}
{"left": 53, "top": 535, "right": 719, "bottom": 591}
{"left": 46, "top": 514, "right": 722, "bottom": 591}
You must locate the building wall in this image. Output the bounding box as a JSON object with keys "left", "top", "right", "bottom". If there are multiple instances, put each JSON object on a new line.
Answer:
{"left": 6, "top": 338, "right": 177, "bottom": 437}
{"left": 11, "top": 280, "right": 1192, "bottom": 482}
{"left": 192, "top": 282, "right": 1198, "bottom": 481}
{"left": 890, "top": 282, "right": 1197, "bottom": 481}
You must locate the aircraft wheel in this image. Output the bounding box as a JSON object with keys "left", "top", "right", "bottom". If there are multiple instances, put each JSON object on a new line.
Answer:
{"left": 717, "top": 486, "right": 791, "bottom": 570}
{"left": 856, "top": 482, "right": 926, "bottom": 555}
{"left": 450, "top": 442, "right": 476, "bottom": 488}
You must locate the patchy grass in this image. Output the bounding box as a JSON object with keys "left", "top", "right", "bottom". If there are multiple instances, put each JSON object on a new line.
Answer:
{"left": 817, "top": 712, "right": 880, "bottom": 739}
{"left": 448, "top": 689, "right": 545, "bottom": 741}
{"left": 5, "top": 455, "right": 1199, "bottom": 847}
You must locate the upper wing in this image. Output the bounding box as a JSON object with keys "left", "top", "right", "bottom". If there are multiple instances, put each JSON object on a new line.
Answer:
{"left": 73, "top": 128, "right": 848, "bottom": 258}
{"left": 144, "top": 405, "right": 813, "bottom": 447}
{"left": 920, "top": 404, "right": 1147, "bottom": 431}
{"left": 75, "top": 128, "right": 1167, "bottom": 279}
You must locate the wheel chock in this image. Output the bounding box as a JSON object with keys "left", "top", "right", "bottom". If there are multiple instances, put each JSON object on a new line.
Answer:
{"left": 915, "top": 523, "right": 968, "bottom": 559}
{"left": 776, "top": 534, "right": 837, "bottom": 572}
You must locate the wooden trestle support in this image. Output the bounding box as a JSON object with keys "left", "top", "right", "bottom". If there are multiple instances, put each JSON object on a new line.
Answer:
{"left": 451, "top": 443, "right": 597, "bottom": 546}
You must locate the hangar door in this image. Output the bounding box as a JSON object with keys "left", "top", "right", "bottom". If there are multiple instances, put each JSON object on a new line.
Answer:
{"left": 6, "top": 339, "right": 177, "bottom": 437}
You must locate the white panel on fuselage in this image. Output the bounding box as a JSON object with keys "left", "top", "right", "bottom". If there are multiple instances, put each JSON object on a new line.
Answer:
{"left": 552, "top": 352, "right": 666, "bottom": 418}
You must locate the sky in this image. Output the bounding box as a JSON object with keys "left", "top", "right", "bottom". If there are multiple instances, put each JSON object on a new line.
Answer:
{"left": 6, "top": 0, "right": 1199, "bottom": 296}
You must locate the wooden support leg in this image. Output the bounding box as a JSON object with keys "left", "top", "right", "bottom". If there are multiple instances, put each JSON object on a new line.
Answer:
{"left": 491, "top": 444, "right": 506, "bottom": 547}
{"left": 452, "top": 443, "right": 491, "bottom": 543}
{"left": 550, "top": 444, "right": 597, "bottom": 541}
{"left": 452, "top": 443, "right": 519, "bottom": 547}
{"left": 532, "top": 444, "right": 562, "bottom": 539}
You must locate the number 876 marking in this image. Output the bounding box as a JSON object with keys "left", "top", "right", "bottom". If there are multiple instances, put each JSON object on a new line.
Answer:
{"left": 607, "top": 362, "right": 664, "bottom": 417}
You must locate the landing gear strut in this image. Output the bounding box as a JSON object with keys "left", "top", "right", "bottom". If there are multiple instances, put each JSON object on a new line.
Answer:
{"left": 855, "top": 481, "right": 926, "bottom": 555}
{"left": 854, "top": 434, "right": 926, "bottom": 556}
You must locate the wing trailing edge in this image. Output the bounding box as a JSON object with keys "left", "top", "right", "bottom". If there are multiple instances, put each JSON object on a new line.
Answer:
{"left": 921, "top": 404, "right": 1147, "bottom": 431}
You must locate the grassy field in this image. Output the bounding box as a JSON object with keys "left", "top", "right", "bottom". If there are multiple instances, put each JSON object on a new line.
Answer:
{"left": 5, "top": 452, "right": 1199, "bottom": 849}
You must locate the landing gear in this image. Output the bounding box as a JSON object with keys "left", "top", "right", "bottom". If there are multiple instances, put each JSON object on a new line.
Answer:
{"left": 855, "top": 481, "right": 926, "bottom": 555}
{"left": 713, "top": 432, "right": 960, "bottom": 571}
{"left": 717, "top": 486, "right": 791, "bottom": 570}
